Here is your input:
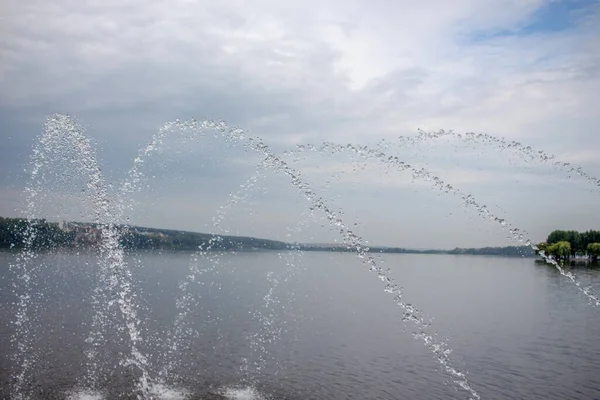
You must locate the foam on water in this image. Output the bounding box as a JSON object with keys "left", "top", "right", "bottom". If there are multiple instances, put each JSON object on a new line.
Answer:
{"left": 221, "top": 386, "right": 266, "bottom": 400}
{"left": 66, "top": 389, "right": 104, "bottom": 400}
{"left": 148, "top": 383, "right": 189, "bottom": 400}
{"left": 66, "top": 385, "right": 187, "bottom": 400}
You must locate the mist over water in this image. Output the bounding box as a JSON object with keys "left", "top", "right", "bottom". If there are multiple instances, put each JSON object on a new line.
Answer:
{"left": 3, "top": 114, "right": 600, "bottom": 399}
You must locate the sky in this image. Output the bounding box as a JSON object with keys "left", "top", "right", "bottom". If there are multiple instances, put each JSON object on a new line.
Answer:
{"left": 1, "top": 0, "right": 599, "bottom": 248}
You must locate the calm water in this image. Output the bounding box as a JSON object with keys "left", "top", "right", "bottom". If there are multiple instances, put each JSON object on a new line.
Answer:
{"left": 1, "top": 250, "right": 599, "bottom": 399}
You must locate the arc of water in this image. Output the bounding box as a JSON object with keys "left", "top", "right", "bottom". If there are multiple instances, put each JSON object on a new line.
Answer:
{"left": 116, "top": 120, "right": 273, "bottom": 381}
{"left": 412, "top": 129, "right": 600, "bottom": 191}
{"left": 294, "top": 141, "right": 599, "bottom": 307}
{"left": 12, "top": 114, "right": 155, "bottom": 399}
{"left": 146, "top": 119, "right": 480, "bottom": 400}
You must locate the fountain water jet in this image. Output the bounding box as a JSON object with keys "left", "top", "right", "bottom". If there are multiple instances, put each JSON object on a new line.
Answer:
{"left": 10, "top": 115, "right": 114, "bottom": 397}
{"left": 10, "top": 115, "right": 155, "bottom": 399}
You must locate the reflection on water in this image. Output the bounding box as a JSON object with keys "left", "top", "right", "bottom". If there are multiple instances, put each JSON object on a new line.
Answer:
{"left": 1, "top": 250, "right": 599, "bottom": 400}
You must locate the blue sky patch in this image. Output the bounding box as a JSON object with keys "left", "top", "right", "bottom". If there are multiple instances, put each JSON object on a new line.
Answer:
{"left": 522, "top": 0, "right": 594, "bottom": 33}
{"left": 466, "top": 0, "right": 596, "bottom": 42}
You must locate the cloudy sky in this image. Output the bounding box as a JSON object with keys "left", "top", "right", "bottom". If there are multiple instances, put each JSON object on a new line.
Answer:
{"left": 1, "top": 0, "right": 599, "bottom": 248}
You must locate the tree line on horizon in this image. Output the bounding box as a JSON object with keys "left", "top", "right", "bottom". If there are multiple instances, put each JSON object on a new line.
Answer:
{"left": 0, "top": 216, "right": 288, "bottom": 251}
{"left": 0, "top": 217, "right": 72, "bottom": 249}
{"left": 537, "top": 230, "right": 600, "bottom": 262}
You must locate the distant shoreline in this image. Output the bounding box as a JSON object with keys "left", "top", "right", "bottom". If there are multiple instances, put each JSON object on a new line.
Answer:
{"left": 0, "top": 246, "right": 536, "bottom": 258}
{"left": 296, "top": 244, "right": 535, "bottom": 257}
{"left": 0, "top": 216, "right": 536, "bottom": 257}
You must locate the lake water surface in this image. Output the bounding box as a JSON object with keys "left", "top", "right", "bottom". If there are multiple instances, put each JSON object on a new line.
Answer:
{"left": 1, "top": 250, "right": 599, "bottom": 399}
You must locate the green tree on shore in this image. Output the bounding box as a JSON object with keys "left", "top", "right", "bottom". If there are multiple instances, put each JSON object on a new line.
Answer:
{"left": 588, "top": 243, "right": 600, "bottom": 263}
{"left": 535, "top": 242, "right": 548, "bottom": 256}
{"left": 546, "top": 230, "right": 600, "bottom": 255}
{"left": 547, "top": 230, "right": 582, "bottom": 256}
{"left": 546, "top": 241, "right": 571, "bottom": 261}
{"left": 537, "top": 229, "right": 600, "bottom": 262}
